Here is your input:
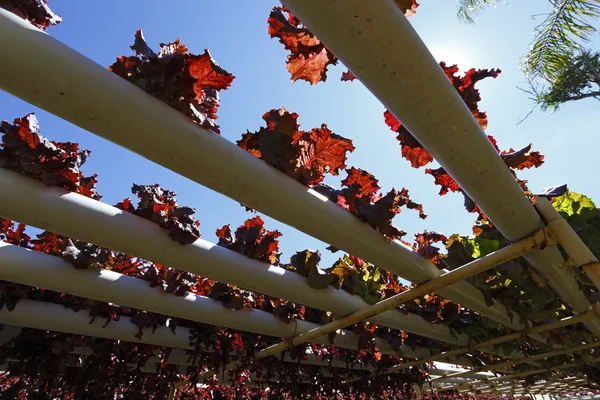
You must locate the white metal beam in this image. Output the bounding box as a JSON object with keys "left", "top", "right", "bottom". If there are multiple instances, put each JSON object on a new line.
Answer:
{"left": 0, "top": 240, "right": 431, "bottom": 358}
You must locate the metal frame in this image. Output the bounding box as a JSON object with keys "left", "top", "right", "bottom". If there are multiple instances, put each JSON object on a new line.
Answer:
{"left": 0, "top": 1, "right": 598, "bottom": 398}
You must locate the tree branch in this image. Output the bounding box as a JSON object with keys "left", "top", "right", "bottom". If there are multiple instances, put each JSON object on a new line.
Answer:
{"left": 564, "top": 91, "right": 600, "bottom": 101}
{"left": 580, "top": 49, "right": 600, "bottom": 86}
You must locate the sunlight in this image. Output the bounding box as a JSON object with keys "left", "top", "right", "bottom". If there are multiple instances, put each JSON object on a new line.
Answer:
{"left": 428, "top": 44, "right": 475, "bottom": 72}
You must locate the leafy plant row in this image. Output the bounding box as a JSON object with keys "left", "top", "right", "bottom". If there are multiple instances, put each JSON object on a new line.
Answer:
{"left": 2, "top": 108, "right": 598, "bottom": 398}
{"left": 0, "top": 112, "right": 478, "bottom": 398}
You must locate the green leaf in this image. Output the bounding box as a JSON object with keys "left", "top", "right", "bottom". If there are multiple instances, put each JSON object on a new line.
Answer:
{"left": 446, "top": 234, "right": 501, "bottom": 259}
{"left": 553, "top": 191, "right": 597, "bottom": 218}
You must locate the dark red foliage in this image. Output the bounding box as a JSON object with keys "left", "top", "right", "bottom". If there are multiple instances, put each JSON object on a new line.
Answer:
{"left": 109, "top": 30, "right": 234, "bottom": 134}
{"left": 441, "top": 63, "right": 501, "bottom": 130}
{"left": 269, "top": 4, "right": 419, "bottom": 85}
{"left": 396, "top": 0, "right": 420, "bottom": 16}
{"left": 501, "top": 143, "right": 545, "bottom": 170}
{"left": 0, "top": 0, "right": 61, "bottom": 30}
{"left": 0, "top": 218, "right": 30, "bottom": 247}
{"left": 425, "top": 167, "right": 461, "bottom": 196}
{"left": 238, "top": 108, "right": 354, "bottom": 186}
{"left": 413, "top": 231, "right": 448, "bottom": 267}
{"left": 384, "top": 63, "right": 500, "bottom": 168}
{"left": 208, "top": 281, "right": 252, "bottom": 310}
{"left": 0, "top": 113, "right": 101, "bottom": 200}
{"left": 268, "top": 7, "right": 338, "bottom": 84}
{"left": 341, "top": 70, "right": 357, "bottom": 82}
{"left": 423, "top": 135, "right": 543, "bottom": 221}
{"left": 117, "top": 183, "right": 201, "bottom": 245}
{"left": 383, "top": 109, "right": 434, "bottom": 168}
{"left": 216, "top": 216, "right": 282, "bottom": 265}
{"left": 315, "top": 167, "right": 426, "bottom": 241}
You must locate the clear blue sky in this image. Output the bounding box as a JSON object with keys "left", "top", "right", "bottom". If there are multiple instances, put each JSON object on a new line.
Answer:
{"left": 1, "top": 0, "right": 598, "bottom": 269}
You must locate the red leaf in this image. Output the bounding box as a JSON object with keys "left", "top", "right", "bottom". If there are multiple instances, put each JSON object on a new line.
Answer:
{"left": 315, "top": 168, "right": 424, "bottom": 240}
{"left": 129, "top": 184, "right": 200, "bottom": 245}
{"left": 217, "top": 217, "right": 282, "bottom": 265}
{"left": 110, "top": 31, "right": 234, "bottom": 134}
{"left": 413, "top": 231, "right": 448, "bottom": 266}
{"left": 341, "top": 70, "right": 357, "bottom": 82}
{"left": 0, "top": 0, "right": 61, "bottom": 30}
{"left": 384, "top": 64, "right": 500, "bottom": 168}
{"left": 383, "top": 110, "right": 433, "bottom": 168}
{"left": 286, "top": 47, "right": 335, "bottom": 85}
{"left": 501, "top": 144, "right": 545, "bottom": 170}
{"left": 441, "top": 63, "right": 501, "bottom": 131}
{"left": 0, "top": 113, "right": 101, "bottom": 200}
{"left": 216, "top": 224, "right": 232, "bottom": 243}
{"left": 352, "top": 189, "right": 407, "bottom": 241}
{"left": 238, "top": 108, "right": 354, "bottom": 186}
{"left": 187, "top": 50, "right": 235, "bottom": 95}
{"left": 115, "top": 198, "right": 135, "bottom": 213}
{"left": 425, "top": 167, "right": 461, "bottom": 196}
{"left": 296, "top": 125, "right": 355, "bottom": 185}
{"left": 268, "top": 7, "right": 337, "bottom": 84}
{"left": 15, "top": 113, "right": 41, "bottom": 149}
{"left": 395, "top": 0, "right": 420, "bottom": 16}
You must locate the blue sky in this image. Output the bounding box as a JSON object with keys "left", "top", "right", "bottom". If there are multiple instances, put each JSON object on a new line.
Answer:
{"left": 1, "top": 0, "right": 598, "bottom": 269}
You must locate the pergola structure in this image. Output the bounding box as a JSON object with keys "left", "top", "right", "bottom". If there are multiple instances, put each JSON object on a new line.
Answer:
{"left": 0, "top": 1, "right": 599, "bottom": 398}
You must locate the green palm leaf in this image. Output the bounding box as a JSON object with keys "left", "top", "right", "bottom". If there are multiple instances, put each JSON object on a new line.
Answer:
{"left": 524, "top": 0, "right": 600, "bottom": 81}
{"left": 457, "top": 0, "right": 506, "bottom": 23}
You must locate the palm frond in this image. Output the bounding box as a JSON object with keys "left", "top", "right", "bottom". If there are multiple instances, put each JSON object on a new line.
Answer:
{"left": 457, "top": 0, "right": 507, "bottom": 24}
{"left": 523, "top": 0, "right": 600, "bottom": 82}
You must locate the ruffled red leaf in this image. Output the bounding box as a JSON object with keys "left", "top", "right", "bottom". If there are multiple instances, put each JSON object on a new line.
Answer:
{"left": 296, "top": 125, "right": 355, "bottom": 185}
{"left": 501, "top": 143, "right": 545, "bottom": 170}
{"left": 238, "top": 108, "right": 354, "bottom": 186}
{"left": 341, "top": 70, "right": 357, "bottom": 82}
{"left": 341, "top": 167, "right": 381, "bottom": 203}
{"left": 0, "top": 113, "right": 101, "bottom": 200}
{"left": 413, "top": 231, "right": 448, "bottom": 267}
{"left": 268, "top": 7, "right": 337, "bottom": 84}
{"left": 0, "top": 218, "right": 30, "bottom": 247}
{"left": 187, "top": 50, "right": 235, "bottom": 94}
{"left": 125, "top": 184, "right": 200, "bottom": 245}
{"left": 398, "top": 188, "right": 427, "bottom": 219}
{"left": 425, "top": 167, "right": 461, "bottom": 196}
{"left": 0, "top": 0, "right": 61, "bottom": 30}
{"left": 384, "top": 64, "right": 500, "bottom": 168}
{"left": 442, "top": 63, "right": 501, "bottom": 130}
{"left": 216, "top": 216, "right": 282, "bottom": 265}
{"left": 109, "top": 30, "right": 234, "bottom": 134}
{"left": 269, "top": 3, "right": 418, "bottom": 84}
{"left": 395, "top": 0, "right": 420, "bottom": 16}
{"left": 316, "top": 168, "right": 424, "bottom": 240}
{"left": 383, "top": 110, "right": 434, "bottom": 168}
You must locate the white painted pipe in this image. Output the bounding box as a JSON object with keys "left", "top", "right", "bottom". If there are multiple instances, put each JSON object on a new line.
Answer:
{"left": 0, "top": 168, "right": 465, "bottom": 346}
{"left": 0, "top": 298, "right": 195, "bottom": 349}
{"left": 0, "top": 299, "right": 444, "bottom": 374}
{"left": 0, "top": 241, "right": 426, "bottom": 358}
{"left": 144, "top": 350, "right": 383, "bottom": 372}
{"left": 0, "top": 7, "right": 532, "bottom": 335}
{"left": 279, "top": 0, "right": 600, "bottom": 336}
{"left": 0, "top": 171, "right": 541, "bottom": 362}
